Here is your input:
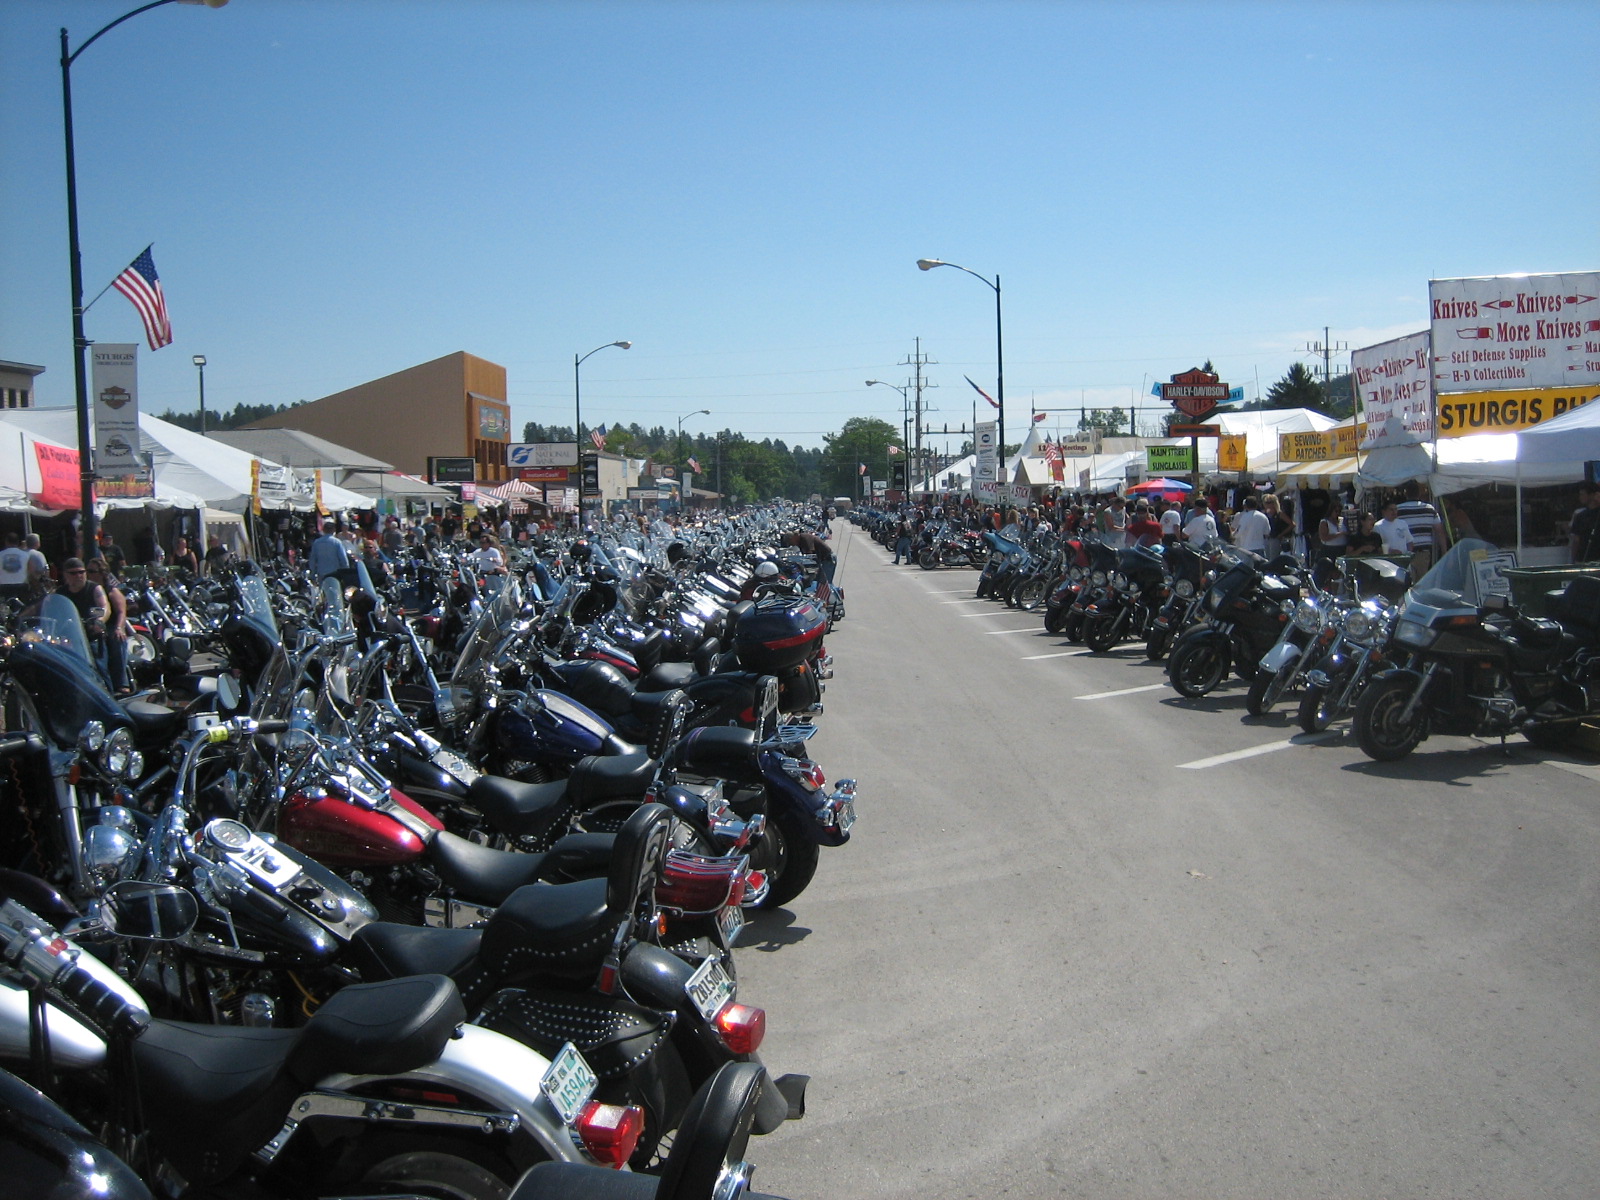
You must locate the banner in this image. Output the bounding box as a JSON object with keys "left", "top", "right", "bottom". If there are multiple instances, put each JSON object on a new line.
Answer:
{"left": 250, "top": 458, "right": 262, "bottom": 515}
{"left": 32, "top": 442, "right": 80, "bottom": 509}
{"left": 1354, "top": 330, "right": 1431, "bottom": 448}
{"left": 974, "top": 421, "right": 997, "bottom": 483}
{"left": 1146, "top": 445, "right": 1196, "bottom": 473}
{"left": 1431, "top": 271, "right": 1600, "bottom": 393}
{"left": 91, "top": 344, "right": 141, "bottom": 472}
{"left": 1436, "top": 386, "right": 1600, "bottom": 438}
{"left": 315, "top": 469, "right": 328, "bottom": 516}
{"left": 1218, "top": 435, "right": 1249, "bottom": 472}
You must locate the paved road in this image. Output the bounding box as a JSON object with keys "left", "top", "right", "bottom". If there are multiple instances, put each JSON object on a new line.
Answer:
{"left": 738, "top": 519, "right": 1600, "bottom": 1199}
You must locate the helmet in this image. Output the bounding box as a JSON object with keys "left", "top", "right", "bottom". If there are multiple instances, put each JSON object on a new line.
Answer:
{"left": 755, "top": 561, "right": 780, "bottom": 579}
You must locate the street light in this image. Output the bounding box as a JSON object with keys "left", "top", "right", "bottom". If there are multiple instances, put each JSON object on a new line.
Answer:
{"left": 867, "top": 379, "right": 912, "bottom": 491}
{"left": 192, "top": 354, "right": 207, "bottom": 435}
{"left": 917, "top": 257, "right": 1004, "bottom": 482}
{"left": 574, "top": 340, "right": 629, "bottom": 516}
{"left": 61, "top": 0, "right": 229, "bottom": 552}
{"left": 677, "top": 408, "right": 709, "bottom": 462}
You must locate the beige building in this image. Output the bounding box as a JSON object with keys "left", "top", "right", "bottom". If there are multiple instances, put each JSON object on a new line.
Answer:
{"left": 0, "top": 360, "right": 44, "bottom": 410}
{"left": 247, "top": 351, "right": 512, "bottom": 482}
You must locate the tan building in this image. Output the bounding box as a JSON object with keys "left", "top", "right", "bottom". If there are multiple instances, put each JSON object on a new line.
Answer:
{"left": 247, "top": 351, "right": 512, "bottom": 482}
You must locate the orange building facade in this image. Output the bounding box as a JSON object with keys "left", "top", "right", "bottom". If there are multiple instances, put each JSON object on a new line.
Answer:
{"left": 247, "top": 351, "right": 512, "bottom": 482}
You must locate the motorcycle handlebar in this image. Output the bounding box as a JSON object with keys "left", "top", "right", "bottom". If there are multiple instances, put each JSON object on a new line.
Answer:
{"left": 0, "top": 904, "right": 149, "bottom": 1042}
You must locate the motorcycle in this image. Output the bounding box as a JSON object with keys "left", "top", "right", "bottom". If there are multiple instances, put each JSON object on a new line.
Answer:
{"left": 1243, "top": 573, "right": 1345, "bottom": 717}
{"left": 1295, "top": 556, "right": 1410, "bottom": 733}
{"left": 1080, "top": 541, "right": 1169, "bottom": 654}
{"left": 1166, "top": 547, "right": 1305, "bottom": 699}
{"left": 1351, "top": 539, "right": 1600, "bottom": 760}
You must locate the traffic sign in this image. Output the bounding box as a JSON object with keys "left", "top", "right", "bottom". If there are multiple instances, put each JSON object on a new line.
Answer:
{"left": 1169, "top": 423, "right": 1222, "bottom": 437}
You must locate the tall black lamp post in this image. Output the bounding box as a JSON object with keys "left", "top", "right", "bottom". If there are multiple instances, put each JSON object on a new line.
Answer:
{"left": 917, "top": 258, "right": 1004, "bottom": 482}
{"left": 192, "top": 353, "right": 207, "bottom": 435}
{"left": 574, "top": 340, "right": 630, "bottom": 518}
{"left": 61, "top": 0, "right": 228, "bottom": 552}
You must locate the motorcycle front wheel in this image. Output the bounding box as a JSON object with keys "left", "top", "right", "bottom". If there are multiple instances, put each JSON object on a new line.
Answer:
{"left": 917, "top": 548, "right": 938, "bottom": 570}
{"left": 1082, "top": 615, "right": 1121, "bottom": 653}
{"left": 1014, "top": 577, "right": 1049, "bottom": 611}
{"left": 1169, "top": 638, "right": 1228, "bottom": 698}
{"left": 1353, "top": 674, "right": 1428, "bottom": 761}
{"left": 1043, "top": 604, "right": 1067, "bottom": 635}
{"left": 1297, "top": 679, "right": 1340, "bottom": 734}
{"left": 1145, "top": 627, "right": 1171, "bottom": 662}
{"left": 1245, "top": 662, "right": 1296, "bottom": 717}
{"left": 1060, "top": 609, "right": 1086, "bottom": 643}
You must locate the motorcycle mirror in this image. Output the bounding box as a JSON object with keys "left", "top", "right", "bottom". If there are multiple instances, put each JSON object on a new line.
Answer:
{"left": 215, "top": 673, "right": 242, "bottom": 712}
{"left": 163, "top": 636, "right": 194, "bottom": 666}
{"left": 1481, "top": 593, "right": 1509, "bottom": 613}
{"left": 103, "top": 880, "right": 199, "bottom": 941}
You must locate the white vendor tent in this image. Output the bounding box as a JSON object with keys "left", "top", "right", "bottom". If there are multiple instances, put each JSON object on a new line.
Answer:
{"left": 2, "top": 408, "right": 372, "bottom": 513}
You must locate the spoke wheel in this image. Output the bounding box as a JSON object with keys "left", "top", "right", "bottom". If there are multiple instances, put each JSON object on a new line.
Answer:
{"left": 1015, "top": 577, "right": 1048, "bottom": 611}
{"left": 1353, "top": 674, "right": 1428, "bottom": 762}
{"left": 1297, "top": 680, "right": 1339, "bottom": 734}
{"left": 1246, "top": 663, "right": 1296, "bottom": 717}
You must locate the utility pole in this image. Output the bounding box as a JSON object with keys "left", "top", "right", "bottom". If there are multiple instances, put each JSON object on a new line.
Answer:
{"left": 1305, "top": 326, "right": 1349, "bottom": 387}
{"left": 900, "top": 338, "right": 936, "bottom": 497}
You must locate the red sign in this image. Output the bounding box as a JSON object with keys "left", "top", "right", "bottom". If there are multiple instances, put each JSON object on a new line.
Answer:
{"left": 519, "top": 466, "right": 571, "bottom": 482}
{"left": 1162, "top": 368, "right": 1230, "bottom": 419}
{"left": 32, "top": 442, "right": 80, "bottom": 509}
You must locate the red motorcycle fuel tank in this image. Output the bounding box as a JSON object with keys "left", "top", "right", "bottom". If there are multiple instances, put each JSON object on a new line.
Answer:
{"left": 278, "top": 786, "right": 441, "bottom": 867}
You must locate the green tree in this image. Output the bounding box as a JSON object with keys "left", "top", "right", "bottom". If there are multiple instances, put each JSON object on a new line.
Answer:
{"left": 1261, "top": 363, "right": 1325, "bottom": 411}
{"left": 158, "top": 400, "right": 304, "bottom": 432}
{"left": 1077, "top": 408, "right": 1128, "bottom": 435}
{"left": 821, "top": 417, "right": 900, "bottom": 497}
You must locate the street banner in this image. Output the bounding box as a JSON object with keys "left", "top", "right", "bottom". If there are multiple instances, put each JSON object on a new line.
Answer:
{"left": 1278, "top": 425, "right": 1367, "bottom": 462}
{"left": 507, "top": 441, "right": 579, "bottom": 469}
{"left": 32, "top": 442, "right": 79, "bottom": 509}
{"left": 1436, "top": 385, "right": 1600, "bottom": 438}
{"left": 1354, "top": 330, "right": 1432, "bottom": 448}
{"left": 315, "top": 469, "right": 327, "bottom": 516}
{"left": 250, "top": 459, "right": 262, "bottom": 515}
{"left": 1430, "top": 271, "right": 1600, "bottom": 393}
{"left": 91, "top": 344, "right": 153, "bottom": 498}
{"left": 974, "top": 421, "right": 997, "bottom": 483}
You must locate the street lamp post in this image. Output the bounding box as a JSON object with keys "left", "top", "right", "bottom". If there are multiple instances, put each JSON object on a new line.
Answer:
{"left": 192, "top": 353, "right": 207, "bottom": 435}
{"left": 917, "top": 258, "right": 1004, "bottom": 483}
{"left": 677, "top": 408, "right": 709, "bottom": 509}
{"left": 574, "top": 340, "right": 630, "bottom": 519}
{"left": 866, "top": 379, "right": 911, "bottom": 494}
{"left": 61, "top": 0, "right": 228, "bottom": 553}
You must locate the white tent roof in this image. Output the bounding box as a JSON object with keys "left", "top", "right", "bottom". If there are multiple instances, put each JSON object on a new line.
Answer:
{"left": 5, "top": 409, "right": 372, "bottom": 513}
{"left": 1515, "top": 402, "right": 1600, "bottom": 464}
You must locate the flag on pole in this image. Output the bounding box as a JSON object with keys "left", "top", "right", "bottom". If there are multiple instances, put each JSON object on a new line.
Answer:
{"left": 1032, "top": 411, "right": 1048, "bottom": 422}
{"left": 963, "top": 375, "right": 999, "bottom": 410}
{"left": 589, "top": 424, "right": 608, "bottom": 450}
{"left": 887, "top": 445, "right": 901, "bottom": 456}
{"left": 111, "top": 246, "right": 172, "bottom": 351}
{"left": 858, "top": 462, "right": 867, "bottom": 476}
{"left": 1042, "top": 439, "right": 1064, "bottom": 464}
{"left": 687, "top": 456, "right": 700, "bottom": 473}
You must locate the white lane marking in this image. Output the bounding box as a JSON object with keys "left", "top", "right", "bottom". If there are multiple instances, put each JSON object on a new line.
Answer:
{"left": 1076, "top": 683, "right": 1168, "bottom": 701}
{"left": 941, "top": 598, "right": 988, "bottom": 604}
{"left": 963, "top": 610, "right": 1025, "bottom": 617}
{"left": 1022, "top": 650, "right": 1090, "bottom": 660}
{"left": 925, "top": 589, "right": 976, "bottom": 594}
{"left": 985, "top": 627, "right": 1048, "bottom": 635}
{"left": 1176, "top": 733, "right": 1339, "bottom": 769}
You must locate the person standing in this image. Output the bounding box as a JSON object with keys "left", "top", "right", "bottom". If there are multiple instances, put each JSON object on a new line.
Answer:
{"left": 1098, "top": 496, "right": 1129, "bottom": 548}
{"left": 892, "top": 510, "right": 914, "bottom": 565}
{"left": 1127, "top": 502, "right": 1163, "bottom": 547}
{"left": 0, "top": 532, "right": 31, "bottom": 601}
{"left": 1317, "top": 498, "right": 1349, "bottom": 567}
{"left": 1182, "top": 498, "right": 1218, "bottom": 546}
{"left": 170, "top": 536, "right": 200, "bottom": 576}
{"left": 55, "top": 558, "right": 110, "bottom": 671}
{"left": 1230, "top": 495, "right": 1272, "bottom": 556}
{"left": 86, "top": 558, "right": 130, "bottom": 694}
{"left": 1262, "top": 494, "right": 1291, "bottom": 559}
{"left": 308, "top": 521, "right": 351, "bottom": 581}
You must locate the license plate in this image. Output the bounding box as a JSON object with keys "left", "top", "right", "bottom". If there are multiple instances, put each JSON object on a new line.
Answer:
{"left": 836, "top": 798, "right": 857, "bottom": 836}
{"left": 540, "top": 1042, "right": 598, "bottom": 1126}
{"left": 717, "top": 902, "right": 744, "bottom": 947}
{"left": 685, "top": 954, "right": 735, "bottom": 1021}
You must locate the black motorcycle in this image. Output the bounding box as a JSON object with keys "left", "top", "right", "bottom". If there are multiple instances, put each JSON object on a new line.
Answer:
{"left": 1167, "top": 550, "right": 1305, "bottom": 699}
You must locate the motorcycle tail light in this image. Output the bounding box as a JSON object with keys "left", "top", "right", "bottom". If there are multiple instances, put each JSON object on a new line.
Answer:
{"left": 574, "top": 1100, "right": 645, "bottom": 1168}
{"left": 714, "top": 1002, "right": 766, "bottom": 1054}
{"left": 656, "top": 850, "right": 742, "bottom": 914}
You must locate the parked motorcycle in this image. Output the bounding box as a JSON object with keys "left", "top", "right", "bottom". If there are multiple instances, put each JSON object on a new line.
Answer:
{"left": 1166, "top": 548, "right": 1305, "bottom": 699}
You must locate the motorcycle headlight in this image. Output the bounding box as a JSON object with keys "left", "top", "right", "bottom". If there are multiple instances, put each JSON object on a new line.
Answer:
{"left": 1174, "top": 579, "right": 1195, "bottom": 598}
{"left": 1108, "top": 571, "right": 1129, "bottom": 591}
{"left": 1293, "top": 600, "right": 1321, "bottom": 633}
{"left": 1280, "top": 597, "right": 1299, "bottom": 616}
{"left": 1068, "top": 566, "right": 1085, "bottom": 582}
{"left": 1344, "top": 609, "right": 1376, "bottom": 642}
{"left": 102, "top": 727, "right": 136, "bottom": 779}
{"left": 1091, "top": 570, "right": 1106, "bottom": 587}
{"left": 79, "top": 720, "right": 107, "bottom": 755}
{"left": 1394, "top": 618, "right": 1437, "bottom": 649}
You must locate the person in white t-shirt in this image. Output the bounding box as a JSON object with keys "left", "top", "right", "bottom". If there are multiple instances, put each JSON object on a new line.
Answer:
{"left": 1183, "top": 499, "right": 1218, "bottom": 546}
{"left": 469, "top": 535, "right": 506, "bottom": 575}
{"left": 1230, "top": 495, "right": 1272, "bottom": 555}
{"left": 1158, "top": 500, "right": 1183, "bottom": 545}
{"left": 1373, "top": 501, "right": 1417, "bottom": 555}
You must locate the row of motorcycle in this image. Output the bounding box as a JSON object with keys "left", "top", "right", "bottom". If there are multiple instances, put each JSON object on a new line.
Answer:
{"left": 922, "top": 513, "right": 1600, "bottom": 761}
{"left": 0, "top": 511, "right": 853, "bottom": 1198}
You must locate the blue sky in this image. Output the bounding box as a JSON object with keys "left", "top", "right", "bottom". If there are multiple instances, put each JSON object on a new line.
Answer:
{"left": 4, "top": 0, "right": 1597, "bottom": 457}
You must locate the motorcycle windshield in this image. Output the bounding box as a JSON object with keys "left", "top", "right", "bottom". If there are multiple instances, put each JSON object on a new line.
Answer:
{"left": 1413, "top": 537, "right": 1498, "bottom": 598}
{"left": 251, "top": 642, "right": 298, "bottom": 720}
{"left": 450, "top": 574, "right": 523, "bottom": 687}
{"left": 236, "top": 573, "right": 280, "bottom": 642}
{"left": 21, "top": 593, "right": 98, "bottom": 667}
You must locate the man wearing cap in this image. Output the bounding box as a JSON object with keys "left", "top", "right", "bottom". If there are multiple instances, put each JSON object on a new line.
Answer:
{"left": 1183, "top": 498, "right": 1219, "bottom": 547}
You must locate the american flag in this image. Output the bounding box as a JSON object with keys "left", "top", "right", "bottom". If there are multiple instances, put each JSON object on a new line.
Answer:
{"left": 1042, "top": 439, "right": 1064, "bottom": 464}
{"left": 888, "top": 445, "right": 901, "bottom": 456}
{"left": 112, "top": 246, "right": 172, "bottom": 350}
{"left": 858, "top": 462, "right": 867, "bottom": 476}
{"left": 589, "top": 424, "right": 608, "bottom": 450}
{"left": 687, "top": 456, "right": 700, "bottom": 473}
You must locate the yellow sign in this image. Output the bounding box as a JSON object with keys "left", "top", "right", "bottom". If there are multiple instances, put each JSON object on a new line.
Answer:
{"left": 1278, "top": 424, "right": 1367, "bottom": 462}
{"left": 1218, "top": 435, "right": 1249, "bottom": 472}
{"left": 1435, "top": 387, "right": 1600, "bottom": 438}
{"left": 250, "top": 459, "right": 262, "bottom": 516}
{"left": 1331, "top": 422, "right": 1366, "bottom": 456}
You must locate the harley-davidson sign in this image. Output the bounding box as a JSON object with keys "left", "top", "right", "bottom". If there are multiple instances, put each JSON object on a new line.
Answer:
{"left": 1161, "top": 368, "right": 1230, "bottom": 420}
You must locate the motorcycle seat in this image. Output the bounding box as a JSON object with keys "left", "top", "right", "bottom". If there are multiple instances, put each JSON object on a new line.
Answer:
{"left": 639, "top": 661, "right": 699, "bottom": 692}
{"left": 477, "top": 986, "right": 673, "bottom": 1082}
{"left": 348, "top": 922, "right": 484, "bottom": 983}
{"left": 566, "top": 752, "right": 657, "bottom": 805}
{"left": 467, "top": 775, "right": 572, "bottom": 839}
{"left": 118, "top": 696, "right": 188, "bottom": 741}
{"left": 287, "top": 974, "right": 466, "bottom": 1083}
{"left": 429, "top": 830, "right": 561, "bottom": 905}
{"left": 676, "top": 726, "right": 757, "bottom": 773}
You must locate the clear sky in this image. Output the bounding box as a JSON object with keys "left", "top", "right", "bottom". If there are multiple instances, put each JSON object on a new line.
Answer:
{"left": 4, "top": 0, "right": 1597, "bottom": 457}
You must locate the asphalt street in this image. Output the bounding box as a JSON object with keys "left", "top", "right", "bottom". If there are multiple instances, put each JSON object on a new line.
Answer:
{"left": 739, "top": 519, "right": 1600, "bottom": 1200}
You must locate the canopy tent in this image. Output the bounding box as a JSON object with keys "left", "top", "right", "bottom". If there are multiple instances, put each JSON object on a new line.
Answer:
{"left": 1428, "top": 433, "right": 1584, "bottom": 495}
{"left": 342, "top": 471, "right": 452, "bottom": 501}
{"left": 1515, "top": 402, "right": 1600, "bottom": 464}
{"left": 0, "top": 413, "right": 205, "bottom": 513}
{"left": 2, "top": 408, "right": 372, "bottom": 513}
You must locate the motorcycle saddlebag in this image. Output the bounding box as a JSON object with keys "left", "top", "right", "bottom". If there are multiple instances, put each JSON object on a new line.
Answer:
{"left": 734, "top": 596, "right": 827, "bottom": 673}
